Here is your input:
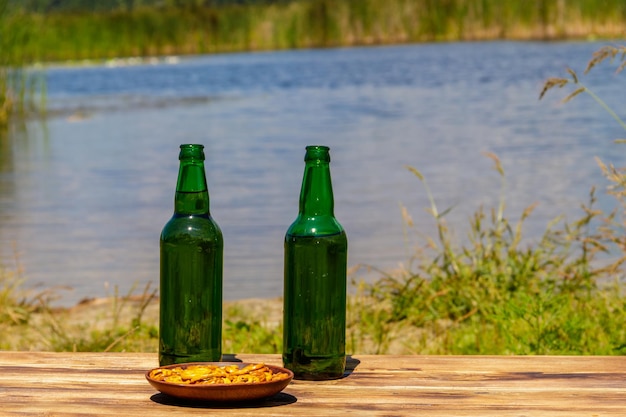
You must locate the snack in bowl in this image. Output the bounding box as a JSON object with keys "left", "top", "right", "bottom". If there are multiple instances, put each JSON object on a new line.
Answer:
{"left": 145, "top": 362, "right": 294, "bottom": 402}
{"left": 149, "top": 363, "right": 290, "bottom": 385}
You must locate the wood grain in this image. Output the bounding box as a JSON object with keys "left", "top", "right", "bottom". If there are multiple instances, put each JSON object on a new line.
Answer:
{"left": 0, "top": 352, "right": 624, "bottom": 416}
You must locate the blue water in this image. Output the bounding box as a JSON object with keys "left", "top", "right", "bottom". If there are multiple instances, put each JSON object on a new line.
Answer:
{"left": 1, "top": 41, "right": 624, "bottom": 306}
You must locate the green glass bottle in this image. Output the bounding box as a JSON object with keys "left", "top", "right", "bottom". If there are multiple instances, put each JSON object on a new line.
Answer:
{"left": 159, "top": 144, "right": 223, "bottom": 366}
{"left": 283, "top": 145, "right": 348, "bottom": 380}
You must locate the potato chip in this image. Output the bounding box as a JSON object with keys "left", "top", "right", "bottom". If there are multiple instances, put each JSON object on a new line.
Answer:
{"left": 148, "top": 363, "right": 290, "bottom": 385}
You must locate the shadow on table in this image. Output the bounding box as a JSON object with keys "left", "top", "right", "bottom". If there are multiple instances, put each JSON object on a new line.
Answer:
{"left": 344, "top": 355, "right": 360, "bottom": 377}
{"left": 150, "top": 392, "right": 297, "bottom": 409}
{"left": 221, "top": 354, "right": 243, "bottom": 362}
{"left": 222, "top": 353, "right": 361, "bottom": 379}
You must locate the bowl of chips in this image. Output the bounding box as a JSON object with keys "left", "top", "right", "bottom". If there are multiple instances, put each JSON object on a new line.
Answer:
{"left": 145, "top": 362, "right": 293, "bottom": 402}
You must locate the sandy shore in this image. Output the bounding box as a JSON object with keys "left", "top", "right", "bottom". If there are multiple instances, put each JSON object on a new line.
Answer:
{"left": 63, "top": 295, "right": 284, "bottom": 329}
{"left": 3, "top": 296, "right": 284, "bottom": 352}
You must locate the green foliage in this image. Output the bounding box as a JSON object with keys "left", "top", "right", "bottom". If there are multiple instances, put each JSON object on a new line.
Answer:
{"left": 0, "top": 0, "right": 45, "bottom": 129}
{"left": 11, "top": 0, "right": 289, "bottom": 13}
{"left": 0, "top": 279, "right": 159, "bottom": 352}
{"left": 4, "top": 0, "right": 626, "bottom": 63}
{"left": 0, "top": 259, "right": 37, "bottom": 326}
{"left": 222, "top": 302, "right": 282, "bottom": 354}
{"left": 350, "top": 157, "right": 626, "bottom": 355}
{"left": 43, "top": 284, "right": 159, "bottom": 352}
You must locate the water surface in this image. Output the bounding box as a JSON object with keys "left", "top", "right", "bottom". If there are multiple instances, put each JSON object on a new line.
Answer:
{"left": 1, "top": 41, "right": 624, "bottom": 305}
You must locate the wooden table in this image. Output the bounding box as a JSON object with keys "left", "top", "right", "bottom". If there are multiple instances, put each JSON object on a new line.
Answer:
{"left": 0, "top": 352, "right": 624, "bottom": 416}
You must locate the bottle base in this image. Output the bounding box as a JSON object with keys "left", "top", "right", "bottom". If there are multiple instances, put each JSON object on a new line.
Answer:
{"left": 283, "top": 352, "right": 346, "bottom": 380}
{"left": 290, "top": 370, "right": 345, "bottom": 381}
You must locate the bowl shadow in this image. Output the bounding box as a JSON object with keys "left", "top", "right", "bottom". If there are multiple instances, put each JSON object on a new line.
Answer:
{"left": 150, "top": 391, "right": 297, "bottom": 409}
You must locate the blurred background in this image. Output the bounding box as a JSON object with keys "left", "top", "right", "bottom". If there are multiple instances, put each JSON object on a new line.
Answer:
{"left": 1, "top": 0, "right": 625, "bottom": 306}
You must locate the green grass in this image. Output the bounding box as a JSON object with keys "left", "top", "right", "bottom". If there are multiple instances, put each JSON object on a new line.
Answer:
{"left": 223, "top": 302, "right": 282, "bottom": 354}
{"left": 350, "top": 172, "right": 626, "bottom": 355}
{"left": 4, "top": 0, "right": 626, "bottom": 64}
{"left": 0, "top": 0, "right": 44, "bottom": 129}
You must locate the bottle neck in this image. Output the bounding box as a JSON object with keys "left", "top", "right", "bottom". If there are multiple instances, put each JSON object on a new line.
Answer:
{"left": 299, "top": 159, "right": 334, "bottom": 217}
{"left": 288, "top": 146, "right": 343, "bottom": 236}
{"left": 174, "top": 145, "right": 210, "bottom": 216}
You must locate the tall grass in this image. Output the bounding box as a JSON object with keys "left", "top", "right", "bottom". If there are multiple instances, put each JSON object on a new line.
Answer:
{"left": 7, "top": 0, "right": 626, "bottom": 63}
{"left": 347, "top": 51, "right": 626, "bottom": 355}
{"left": 350, "top": 162, "right": 626, "bottom": 355}
{"left": 0, "top": 0, "right": 43, "bottom": 129}
{"left": 0, "top": 0, "right": 20, "bottom": 126}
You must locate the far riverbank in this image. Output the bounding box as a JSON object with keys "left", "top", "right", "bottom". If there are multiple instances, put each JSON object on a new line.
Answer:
{"left": 6, "top": 0, "right": 626, "bottom": 64}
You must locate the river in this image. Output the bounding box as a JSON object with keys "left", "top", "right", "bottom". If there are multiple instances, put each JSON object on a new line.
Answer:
{"left": 1, "top": 41, "right": 624, "bottom": 306}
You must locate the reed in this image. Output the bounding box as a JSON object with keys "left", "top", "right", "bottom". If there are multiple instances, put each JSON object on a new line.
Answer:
{"left": 0, "top": 1, "right": 43, "bottom": 128}
{"left": 0, "top": 1, "right": 18, "bottom": 126}
{"left": 350, "top": 164, "right": 626, "bottom": 355}
{"left": 7, "top": 0, "right": 626, "bottom": 64}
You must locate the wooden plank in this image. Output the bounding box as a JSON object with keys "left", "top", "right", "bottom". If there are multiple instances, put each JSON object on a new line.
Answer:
{"left": 0, "top": 352, "right": 624, "bottom": 416}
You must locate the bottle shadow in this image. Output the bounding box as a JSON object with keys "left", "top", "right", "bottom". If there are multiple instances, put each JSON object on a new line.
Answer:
{"left": 345, "top": 355, "right": 361, "bottom": 377}
{"left": 220, "top": 353, "right": 361, "bottom": 378}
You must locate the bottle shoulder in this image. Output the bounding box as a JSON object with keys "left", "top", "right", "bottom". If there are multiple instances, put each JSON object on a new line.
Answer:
{"left": 286, "top": 215, "right": 345, "bottom": 237}
{"left": 161, "top": 214, "right": 223, "bottom": 241}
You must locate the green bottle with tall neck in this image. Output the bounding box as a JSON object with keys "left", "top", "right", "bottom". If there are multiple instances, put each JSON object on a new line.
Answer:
{"left": 159, "top": 144, "right": 223, "bottom": 366}
{"left": 283, "top": 145, "right": 348, "bottom": 380}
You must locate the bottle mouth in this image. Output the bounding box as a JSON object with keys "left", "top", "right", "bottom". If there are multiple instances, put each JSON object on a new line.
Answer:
{"left": 305, "top": 145, "right": 330, "bottom": 162}
{"left": 179, "top": 144, "right": 205, "bottom": 161}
